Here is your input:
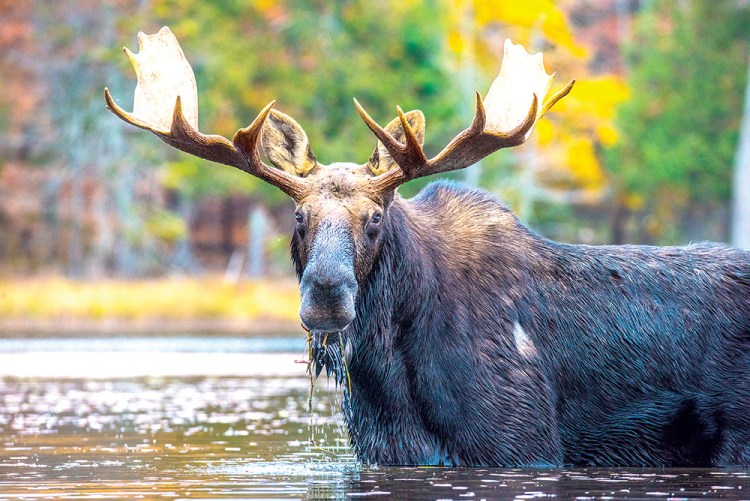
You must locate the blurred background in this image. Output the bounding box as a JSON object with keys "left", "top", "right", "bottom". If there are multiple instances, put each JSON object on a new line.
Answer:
{"left": 0, "top": 0, "right": 748, "bottom": 334}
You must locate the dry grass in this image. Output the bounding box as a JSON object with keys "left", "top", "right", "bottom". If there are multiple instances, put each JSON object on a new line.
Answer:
{"left": 0, "top": 276, "right": 301, "bottom": 322}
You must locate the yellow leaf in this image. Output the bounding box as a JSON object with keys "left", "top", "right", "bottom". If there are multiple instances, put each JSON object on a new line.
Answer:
{"left": 253, "top": 0, "right": 277, "bottom": 13}
{"left": 596, "top": 123, "right": 619, "bottom": 146}
{"left": 535, "top": 119, "right": 554, "bottom": 146}
{"left": 626, "top": 193, "right": 645, "bottom": 210}
{"left": 555, "top": 76, "right": 629, "bottom": 120}
{"left": 473, "top": 0, "right": 586, "bottom": 56}
{"left": 566, "top": 137, "right": 604, "bottom": 187}
{"left": 447, "top": 30, "right": 464, "bottom": 54}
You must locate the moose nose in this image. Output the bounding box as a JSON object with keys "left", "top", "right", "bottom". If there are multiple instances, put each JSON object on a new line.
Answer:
{"left": 299, "top": 282, "right": 356, "bottom": 332}
{"left": 299, "top": 268, "right": 357, "bottom": 332}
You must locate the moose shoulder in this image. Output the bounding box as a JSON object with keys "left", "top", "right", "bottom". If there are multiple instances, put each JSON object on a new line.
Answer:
{"left": 317, "top": 180, "right": 750, "bottom": 467}
{"left": 106, "top": 27, "right": 750, "bottom": 467}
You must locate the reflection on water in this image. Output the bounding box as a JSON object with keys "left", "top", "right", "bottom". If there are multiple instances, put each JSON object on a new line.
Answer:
{"left": 0, "top": 337, "right": 749, "bottom": 499}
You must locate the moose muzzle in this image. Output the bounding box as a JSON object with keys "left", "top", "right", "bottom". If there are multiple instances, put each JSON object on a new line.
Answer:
{"left": 299, "top": 222, "right": 358, "bottom": 332}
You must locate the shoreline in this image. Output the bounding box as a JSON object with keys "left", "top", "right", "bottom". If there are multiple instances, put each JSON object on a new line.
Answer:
{"left": 0, "top": 317, "right": 303, "bottom": 338}
{"left": 0, "top": 276, "right": 304, "bottom": 337}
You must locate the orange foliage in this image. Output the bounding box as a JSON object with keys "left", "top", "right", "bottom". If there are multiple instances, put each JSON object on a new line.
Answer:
{"left": 443, "top": 1, "right": 629, "bottom": 200}
{"left": 473, "top": 1, "right": 586, "bottom": 57}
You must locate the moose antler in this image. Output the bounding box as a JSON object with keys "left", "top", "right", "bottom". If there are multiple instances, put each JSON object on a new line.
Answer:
{"left": 104, "top": 27, "right": 308, "bottom": 199}
{"left": 355, "top": 40, "right": 575, "bottom": 192}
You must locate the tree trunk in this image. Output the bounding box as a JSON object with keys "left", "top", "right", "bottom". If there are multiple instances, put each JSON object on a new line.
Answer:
{"left": 172, "top": 195, "right": 200, "bottom": 273}
{"left": 247, "top": 205, "right": 268, "bottom": 278}
{"left": 458, "top": 0, "right": 482, "bottom": 186}
{"left": 610, "top": 191, "right": 627, "bottom": 244}
{"left": 732, "top": 55, "right": 750, "bottom": 249}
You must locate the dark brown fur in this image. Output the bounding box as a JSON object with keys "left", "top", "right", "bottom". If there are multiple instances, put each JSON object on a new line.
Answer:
{"left": 298, "top": 181, "right": 750, "bottom": 467}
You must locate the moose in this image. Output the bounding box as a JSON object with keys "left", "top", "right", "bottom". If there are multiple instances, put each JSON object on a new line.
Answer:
{"left": 106, "top": 27, "right": 750, "bottom": 467}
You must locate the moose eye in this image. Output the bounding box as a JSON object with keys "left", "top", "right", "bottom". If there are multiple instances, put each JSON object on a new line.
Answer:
{"left": 295, "top": 211, "right": 304, "bottom": 224}
{"left": 371, "top": 212, "right": 382, "bottom": 225}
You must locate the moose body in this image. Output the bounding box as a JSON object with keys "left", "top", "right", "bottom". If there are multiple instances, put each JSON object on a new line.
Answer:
{"left": 307, "top": 181, "right": 750, "bottom": 467}
{"left": 107, "top": 27, "right": 750, "bottom": 467}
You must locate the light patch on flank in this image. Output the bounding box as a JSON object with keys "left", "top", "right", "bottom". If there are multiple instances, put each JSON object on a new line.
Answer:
{"left": 513, "top": 322, "right": 537, "bottom": 358}
{"left": 340, "top": 335, "right": 353, "bottom": 361}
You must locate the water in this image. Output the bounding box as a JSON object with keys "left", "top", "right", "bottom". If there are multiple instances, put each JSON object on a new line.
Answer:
{"left": 0, "top": 336, "right": 748, "bottom": 500}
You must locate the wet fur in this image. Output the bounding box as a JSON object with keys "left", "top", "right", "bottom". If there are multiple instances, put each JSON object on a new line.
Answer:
{"left": 293, "top": 180, "right": 750, "bottom": 467}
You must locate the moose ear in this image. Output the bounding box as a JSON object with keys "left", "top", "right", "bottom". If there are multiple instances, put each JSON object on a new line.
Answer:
{"left": 369, "top": 110, "right": 425, "bottom": 176}
{"left": 261, "top": 109, "right": 317, "bottom": 176}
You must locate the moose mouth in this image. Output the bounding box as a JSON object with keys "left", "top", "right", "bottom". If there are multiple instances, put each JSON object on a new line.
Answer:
{"left": 308, "top": 330, "right": 351, "bottom": 386}
{"left": 299, "top": 283, "right": 356, "bottom": 333}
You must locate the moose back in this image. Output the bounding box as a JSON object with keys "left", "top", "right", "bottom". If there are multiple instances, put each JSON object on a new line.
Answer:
{"left": 106, "top": 27, "right": 750, "bottom": 467}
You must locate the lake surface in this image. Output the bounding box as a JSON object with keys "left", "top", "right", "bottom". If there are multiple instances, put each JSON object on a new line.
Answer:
{"left": 0, "top": 336, "right": 749, "bottom": 500}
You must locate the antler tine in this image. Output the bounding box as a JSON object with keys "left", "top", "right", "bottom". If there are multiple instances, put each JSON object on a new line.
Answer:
{"left": 395, "top": 106, "right": 428, "bottom": 174}
{"left": 499, "top": 93, "right": 539, "bottom": 145}
{"left": 396, "top": 106, "right": 424, "bottom": 152}
{"left": 354, "top": 98, "right": 431, "bottom": 182}
{"left": 104, "top": 26, "right": 308, "bottom": 200}
{"left": 365, "top": 40, "right": 574, "bottom": 191}
{"left": 353, "top": 98, "right": 399, "bottom": 148}
{"left": 232, "top": 103, "right": 309, "bottom": 199}
{"left": 104, "top": 87, "right": 154, "bottom": 132}
{"left": 468, "top": 91, "right": 487, "bottom": 136}
{"left": 232, "top": 100, "right": 276, "bottom": 161}
{"left": 540, "top": 78, "right": 575, "bottom": 119}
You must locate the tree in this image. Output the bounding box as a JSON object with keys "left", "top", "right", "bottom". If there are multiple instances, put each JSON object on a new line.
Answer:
{"left": 607, "top": 0, "right": 749, "bottom": 244}
{"left": 442, "top": 1, "right": 628, "bottom": 226}
{"left": 136, "top": 0, "right": 463, "bottom": 201}
{"left": 114, "top": 0, "right": 469, "bottom": 272}
{"left": 9, "top": 1, "right": 165, "bottom": 277}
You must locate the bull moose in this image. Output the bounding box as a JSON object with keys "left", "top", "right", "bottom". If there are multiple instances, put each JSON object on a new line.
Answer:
{"left": 105, "top": 27, "right": 750, "bottom": 467}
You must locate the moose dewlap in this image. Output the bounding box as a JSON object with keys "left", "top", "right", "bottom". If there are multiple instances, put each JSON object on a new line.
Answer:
{"left": 105, "top": 27, "right": 750, "bottom": 467}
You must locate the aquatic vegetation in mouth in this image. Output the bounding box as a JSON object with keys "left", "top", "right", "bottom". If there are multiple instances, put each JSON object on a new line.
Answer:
{"left": 299, "top": 326, "right": 353, "bottom": 451}
{"left": 301, "top": 327, "right": 352, "bottom": 393}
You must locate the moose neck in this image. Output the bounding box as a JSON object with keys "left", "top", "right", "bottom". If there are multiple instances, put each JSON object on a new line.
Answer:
{"left": 352, "top": 196, "right": 435, "bottom": 336}
{"left": 351, "top": 188, "right": 542, "bottom": 347}
{"left": 335, "top": 184, "right": 555, "bottom": 465}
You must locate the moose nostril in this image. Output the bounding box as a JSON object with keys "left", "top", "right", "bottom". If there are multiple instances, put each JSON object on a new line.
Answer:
{"left": 312, "top": 275, "right": 337, "bottom": 289}
{"left": 313, "top": 276, "right": 356, "bottom": 291}
{"left": 305, "top": 264, "right": 356, "bottom": 291}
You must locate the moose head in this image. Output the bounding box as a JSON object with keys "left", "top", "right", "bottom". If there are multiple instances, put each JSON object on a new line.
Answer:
{"left": 104, "top": 27, "right": 573, "bottom": 333}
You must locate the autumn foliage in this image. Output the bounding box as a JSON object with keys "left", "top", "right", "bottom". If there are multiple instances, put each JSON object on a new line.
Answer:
{"left": 0, "top": 0, "right": 747, "bottom": 279}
